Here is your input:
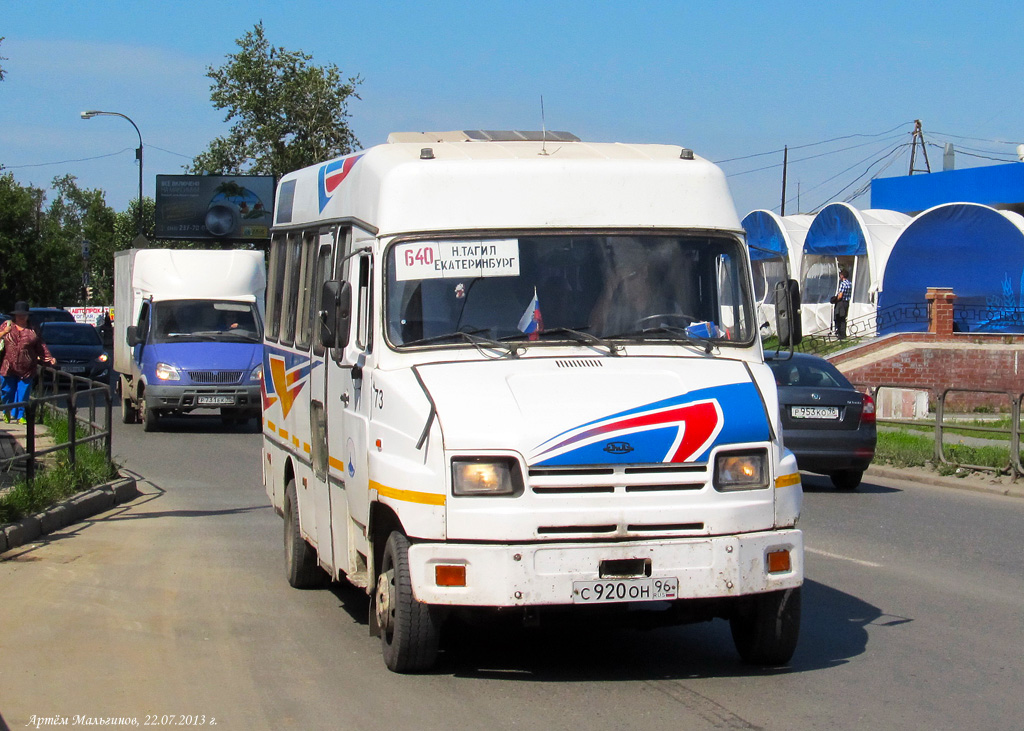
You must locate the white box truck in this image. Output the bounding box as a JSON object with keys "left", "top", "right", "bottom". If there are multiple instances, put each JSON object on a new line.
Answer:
{"left": 114, "top": 248, "right": 266, "bottom": 431}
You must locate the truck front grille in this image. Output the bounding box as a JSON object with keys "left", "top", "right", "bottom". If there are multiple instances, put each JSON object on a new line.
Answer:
{"left": 188, "top": 370, "right": 244, "bottom": 384}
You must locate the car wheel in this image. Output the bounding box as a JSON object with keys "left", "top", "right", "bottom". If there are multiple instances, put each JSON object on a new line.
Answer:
{"left": 376, "top": 530, "right": 441, "bottom": 673}
{"left": 730, "top": 587, "right": 801, "bottom": 666}
{"left": 121, "top": 396, "right": 138, "bottom": 424}
{"left": 140, "top": 395, "right": 159, "bottom": 432}
{"left": 831, "top": 470, "right": 863, "bottom": 491}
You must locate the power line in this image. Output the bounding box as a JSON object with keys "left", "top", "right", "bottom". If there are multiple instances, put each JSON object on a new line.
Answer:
{"left": 769, "top": 138, "right": 909, "bottom": 214}
{"left": 148, "top": 144, "right": 193, "bottom": 160}
{"left": 3, "top": 148, "right": 135, "bottom": 170}
{"left": 806, "top": 141, "right": 910, "bottom": 213}
{"left": 726, "top": 133, "right": 906, "bottom": 179}
{"left": 714, "top": 121, "right": 914, "bottom": 165}
{"left": 928, "top": 130, "right": 1021, "bottom": 146}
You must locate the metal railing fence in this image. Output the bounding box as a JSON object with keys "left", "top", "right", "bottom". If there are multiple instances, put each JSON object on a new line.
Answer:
{"left": 866, "top": 383, "right": 1024, "bottom": 478}
{"left": 0, "top": 367, "right": 112, "bottom": 485}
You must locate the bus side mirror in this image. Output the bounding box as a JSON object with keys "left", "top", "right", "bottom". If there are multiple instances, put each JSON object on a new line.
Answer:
{"left": 126, "top": 325, "right": 140, "bottom": 347}
{"left": 775, "top": 279, "right": 802, "bottom": 346}
{"left": 319, "top": 280, "right": 352, "bottom": 349}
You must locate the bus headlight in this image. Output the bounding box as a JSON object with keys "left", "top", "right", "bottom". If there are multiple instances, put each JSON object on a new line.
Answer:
{"left": 713, "top": 450, "right": 769, "bottom": 491}
{"left": 452, "top": 458, "right": 522, "bottom": 496}
{"left": 155, "top": 362, "right": 181, "bottom": 381}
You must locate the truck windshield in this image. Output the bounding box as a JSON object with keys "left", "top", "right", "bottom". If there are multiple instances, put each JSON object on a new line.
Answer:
{"left": 386, "top": 234, "right": 754, "bottom": 348}
{"left": 150, "top": 300, "right": 262, "bottom": 344}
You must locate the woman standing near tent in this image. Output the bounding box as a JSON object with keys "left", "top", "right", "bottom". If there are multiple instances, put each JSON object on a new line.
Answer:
{"left": 0, "top": 301, "right": 56, "bottom": 424}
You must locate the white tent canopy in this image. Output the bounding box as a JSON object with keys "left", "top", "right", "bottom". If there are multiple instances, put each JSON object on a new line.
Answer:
{"left": 799, "top": 203, "right": 911, "bottom": 336}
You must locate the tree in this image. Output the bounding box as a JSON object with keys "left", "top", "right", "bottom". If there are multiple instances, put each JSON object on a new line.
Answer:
{"left": 0, "top": 173, "right": 43, "bottom": 310}
{"left": 189, "top": 22, "right": 362, "bottom": 179}
{"left": 0, "top": 36, "right": 7, "bottom": 82}
{"left": 40, "top": 175, "right": 117, "bottom": 306}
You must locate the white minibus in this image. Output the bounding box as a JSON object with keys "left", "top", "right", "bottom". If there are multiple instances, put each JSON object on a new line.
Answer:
{"left": 262, "top": 130, "right": 804, "bottom": 672}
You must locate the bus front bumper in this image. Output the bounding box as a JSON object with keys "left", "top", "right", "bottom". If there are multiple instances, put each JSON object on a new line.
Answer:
{"left": 407, "top": 529, "right": 803, "bottom": 607}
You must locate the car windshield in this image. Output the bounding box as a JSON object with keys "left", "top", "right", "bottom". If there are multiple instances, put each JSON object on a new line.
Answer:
{"left": 150, "top": 300, "right": 262, "bottom": 344}
{"left": 41, "top": 325, "right": 102, "bottom": 346}
{"left": 386, "top": 234, "right": 754, "bottom": 348}
{"left": 769, "top": 359, "right": 848, "bottom": 388}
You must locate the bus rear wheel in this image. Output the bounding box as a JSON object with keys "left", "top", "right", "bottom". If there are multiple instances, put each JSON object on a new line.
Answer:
{"left": 284, "top": 479, "right": 322, "bottom": 589}
{"left": 376, "top": 531, "right": 440, "bottom": 673}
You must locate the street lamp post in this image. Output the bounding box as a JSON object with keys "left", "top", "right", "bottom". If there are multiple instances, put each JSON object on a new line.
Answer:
{"left": 80, "top": 110, "right": 144, "bottom": 237}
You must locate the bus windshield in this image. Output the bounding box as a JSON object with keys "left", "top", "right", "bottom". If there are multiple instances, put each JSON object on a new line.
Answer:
{"left": 386, "top": 234, "right": 754, "bottom": 348}
{"left": 150, "top": 300, "right": 262, "bottom": 344}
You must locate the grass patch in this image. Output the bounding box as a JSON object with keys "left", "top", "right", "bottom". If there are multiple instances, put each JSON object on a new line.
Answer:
{"left": 0, "top": 406, "right": 119, "bottom": 525}
{"left": 876, "top": 428, "right": 1016, "bottom": 472}
{"left": 876, "top": 430, "right": 933, "bottom": 468}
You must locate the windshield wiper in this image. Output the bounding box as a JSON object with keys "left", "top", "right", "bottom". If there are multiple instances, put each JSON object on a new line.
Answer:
{"left": 503, "top": 327, "right": 620, "bottom": 355}
{"left": 606, "top": 326, "right": 715, "bottom": 354}
{"left": 401, "top": 329, "right": 519, "bottom": 357}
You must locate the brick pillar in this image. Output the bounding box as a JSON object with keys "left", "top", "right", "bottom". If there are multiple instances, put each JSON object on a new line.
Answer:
{"left": 926, "top": 287, "right": 956, "bottom": 335}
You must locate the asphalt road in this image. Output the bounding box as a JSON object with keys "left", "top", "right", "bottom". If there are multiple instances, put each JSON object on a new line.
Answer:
{"left": 1, "top": 413, "right": 1022, "bottom": 730}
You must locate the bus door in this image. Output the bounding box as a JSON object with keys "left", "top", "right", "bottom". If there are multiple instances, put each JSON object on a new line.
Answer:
{"left": 306, "top": 229, "right": 339, "bottom": 573}
{"left": 327, "top": 235, "right": 374, "bottom": 572}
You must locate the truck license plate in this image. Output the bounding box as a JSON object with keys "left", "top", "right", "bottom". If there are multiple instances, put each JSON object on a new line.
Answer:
{"left": 572, "top": 577, "right": 678, "bottom": 604}
{"left": 197, "top": 395, "right": 234, "bottom": 405}
{"left": 791, "top": 406, "right": 839, "bottom": 419}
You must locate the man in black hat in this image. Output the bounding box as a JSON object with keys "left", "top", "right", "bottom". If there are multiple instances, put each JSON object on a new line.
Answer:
{"left": 0, "top": 301, "right": 56, "bottom": 423}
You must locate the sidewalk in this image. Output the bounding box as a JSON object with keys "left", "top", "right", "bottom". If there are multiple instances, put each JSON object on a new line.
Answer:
{"left": 0, "top": 419, "right": 56, "bottom": 492}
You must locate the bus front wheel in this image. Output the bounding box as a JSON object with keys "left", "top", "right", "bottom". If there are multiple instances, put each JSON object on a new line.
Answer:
{"left": 376, "top": 531, "right": 440, "bottom": 673}
{"left": 729, "top": 587, "right": 801, "bottom": 666}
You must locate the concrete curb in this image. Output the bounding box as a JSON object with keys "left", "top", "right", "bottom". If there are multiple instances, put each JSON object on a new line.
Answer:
{"left": 0, "top": 473, "right": 138, "bottom": 555}
{"left": 865, "top": 464, "right": 1024, "bottom": 499}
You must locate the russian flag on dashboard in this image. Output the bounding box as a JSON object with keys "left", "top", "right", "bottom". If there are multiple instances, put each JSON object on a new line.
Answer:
{"left": 517, "top": 288, "right": 543, "bottom": 340}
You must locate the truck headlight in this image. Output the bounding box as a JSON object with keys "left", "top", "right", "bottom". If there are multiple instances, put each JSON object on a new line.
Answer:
{"left": 452, "top": 458, "right": 522, "bottom": 496}
{"left": 713, "top": 450, "right": 769, "bottom": 491}
{"left": 250, "top": 363, "right": 263, "bottom": 382}
{"left": 155, "top": 362, "right": 181, "bottom": 381}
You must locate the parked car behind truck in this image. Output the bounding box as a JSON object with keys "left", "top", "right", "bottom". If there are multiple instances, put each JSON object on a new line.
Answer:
{"left": 114, "top": 249, "right": 266, "bottom": 431}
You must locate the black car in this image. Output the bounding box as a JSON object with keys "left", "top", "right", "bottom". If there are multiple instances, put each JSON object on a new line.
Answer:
{"left": 39, "top": 322, "right": 111, "bottom": 383}
{"left": 768, "top": 352, "right": 876, "bottom": 490}
{"left": 29, "top": 307, "right": 76, "bottom": 330}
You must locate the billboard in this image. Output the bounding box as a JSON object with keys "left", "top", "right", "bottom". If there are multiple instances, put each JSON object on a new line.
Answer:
{"left": 155, "top": 175, "right": 275, "bottom": 241}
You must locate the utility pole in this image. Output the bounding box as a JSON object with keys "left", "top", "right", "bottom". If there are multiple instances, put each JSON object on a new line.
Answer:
{"left": 909, "top": 119, "right": 931, "bottom": 175}
{"left": 780, "top": 145, "right": 788, "bottom": 215}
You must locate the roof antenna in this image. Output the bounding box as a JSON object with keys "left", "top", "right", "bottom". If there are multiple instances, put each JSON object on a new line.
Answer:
{"left": 540, "top": 95, "right": 549, "bottom": 156}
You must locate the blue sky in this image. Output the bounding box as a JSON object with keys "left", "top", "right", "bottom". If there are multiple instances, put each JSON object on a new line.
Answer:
{"left": 3, "top": 1, "right": 1024, "bottom": 218}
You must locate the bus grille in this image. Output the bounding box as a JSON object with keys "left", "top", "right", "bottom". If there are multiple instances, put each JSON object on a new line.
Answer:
{"left": 188, "top": 370, "right": 244, "bottom": 385}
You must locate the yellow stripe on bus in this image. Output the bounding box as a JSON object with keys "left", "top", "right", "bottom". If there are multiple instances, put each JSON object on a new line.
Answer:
{"left": 775, "top": 473, "right": 801, "bottom": 488}
{"left": 370, "top": 480, "right": 446, "bottom": 506}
